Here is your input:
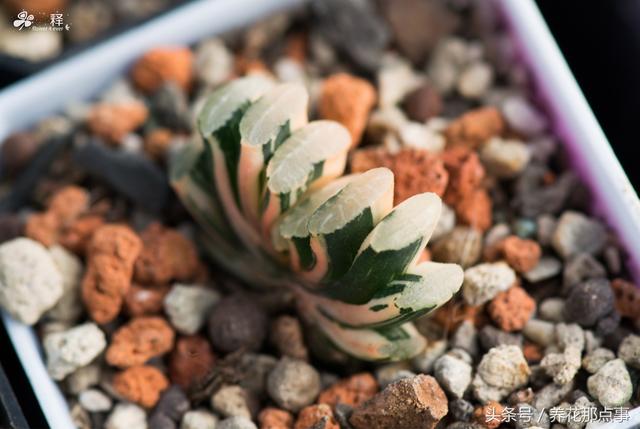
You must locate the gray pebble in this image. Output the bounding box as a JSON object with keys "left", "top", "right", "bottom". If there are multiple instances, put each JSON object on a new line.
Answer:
{"left": 449, "top": 398, "right": 474, "bottom": 421}
{"left": 523, "top": 257, "right": 562, "bottom": 283}
{"left": 78, "top": 388, "right": 112, "bottom": 413}
{"left": 562, "top": 253, "right": 605, "bottom": 292}
{"left": 411, "top": 338, "right": 447, "bottom": 373}
{"left": 555, "top": 323, "right": 584, "bottom": 352}
{"left": 434, "top": 353, "right": 472, "bottom": 398}
{"left": 536, "top": 215, "right": 557, "bottom": 247}
{"left": 217, "top": 416, "right": 256, "bottom": 429}
{"left": 617, "top": 334, "right": 640, "bottom": 369}
{"left": 479, "top": 325, "right": 523, "bottom": 350}
{"left": 523, "top": 319, "right": 556, "bottom": 347}
{"left": 564, "top": 278, "right": 614, "bottom": 328}
{"left": 451, "top": 320, "right": 479, "bottom": 358}
{"left": 581, "top": 348, "right": 615, "bottom": 374}
{"left": 431, "top": 226, "right": 483, "bottom": 268}
{"left": 375, "top": 362, "right": 414, "bottom": 389}
{"left": 267, "top": 357, "right": 320, "bottom": 412}
{"left": 532, "top": 381, "right": 574, "bottom": 410}
{"left": 587, "top": 359, "right": 633, "bottom": 407}
{"left": 552, "top": 212, "right": 607, "bottom": 260}
{"left": 236, "top": 354, "right": 277, "bottom": 397}
{"left": 538, "top": 298, "right": 565, "bottom": 323}
{"left": 165, "top": 284, "right": 220, "bottom": 335}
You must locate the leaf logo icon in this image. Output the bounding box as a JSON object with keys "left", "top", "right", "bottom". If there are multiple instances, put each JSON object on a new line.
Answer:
{"left": 13, "top": 11, "right": 34, "bottom": 30}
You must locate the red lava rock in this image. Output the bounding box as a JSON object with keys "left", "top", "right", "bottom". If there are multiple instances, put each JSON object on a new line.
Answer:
{"left": 0, "top": 132, "right": 41, "bottom": 178}
{"left": 444, "top": 107, "right": 505, "bottom": 149}
{"left": 25, "top": 186, "right": 90, "bottom": 247}
{"left": 432, "top": 301, "right": 487, "bottom": 331}
{"left": 349, "top": 375, "right": 447, "bottom": 429}
{"left": 168, "top": 335, "right": 216, "bottom": 391}
{"left": 106, "top": 316, "right": 175, "bottom": 368}
{"left": 294, "top": 404, "right": 339, "bottom": 429}
{"left": 473, "top": 401, "right": 504, "bottom": 429}
{"left": 402, "top": 84, "right": 443, "bottom": 122}
{"left": 488, "top": 286, "right": 536, "bottom": 332}
{"left": 259, "top": 407, "right": 294, "bottom": 429}
{"left": 319, "top": 73, "right": 376, "bottom": 148}
{"left": 441, "top": 147, "right": 485, "bottom": 203}
{"left": 131, "top": 47, "right": 194, "bottom": 94}
{"left": 81, "top": 225, "right": 142, "bottom": 324}
{"left": 454, "top": 188, "right": 493, "bottom": 232}
{"left": 58, "top": 215, "right": 105, "bottom": 255}
{"left": 522, "top": 342, "right": 543, "bottom": 363}
{"left": 318, "top": 373, "right": 378, "bottom": 409}
{"left": 87, "top": 102, "right": 149, "bottom": 144}
{"left": 611, "top": 278, "right": 640, "bottom": 321}
{"left": 124, "top": 283, "right": 171, "bottom": 317}
{"left": 134, "top": 223, "right": 199, "bottom": 285}
{"left": 112, "top": 365, "right": 169, "bottom": 408}
{"left": 501, "top": 236, "right": 542, "bottom": 273}
{"left": 350, "top": 148, "right": 449, "bottom": 203}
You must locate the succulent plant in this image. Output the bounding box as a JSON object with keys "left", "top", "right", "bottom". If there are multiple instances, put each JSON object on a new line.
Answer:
{"left": 170, "top": 76, "right": 463, "bottom": 361}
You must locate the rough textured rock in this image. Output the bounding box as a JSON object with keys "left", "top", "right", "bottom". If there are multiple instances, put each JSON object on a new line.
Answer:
{"left": 0, "top": 237, "right": 63, "bottom": 324}
{"left": 462, "top": 262, "right": 516, "bottom": 306}
{"left": 318, "top": 373, "right": 378, "bottom": 409}
{"left": 434, "top": 353, "right": 472, "bottom": 398}
{"left": 349, "top": 375, "right": 448, "bottom": 429}
{"left": 586, "top": 359, "right": 633, "bottom": 407}
{"left": 44, "top": 322, "right": 106, "bottom": 380}
{"left": 164, "top": 284, "right": 220, "bottom": 335}
{"left": 472, "top": 345, "right": 530, "bottom": 403}
{"left": 618, "top": 334, "right": 640, "bottom": 368}
{"left": 106, "top": 316, "right": 175, "bottom": 368}
{"left": 112, "top": 365, "right": 169, "bottom": 408}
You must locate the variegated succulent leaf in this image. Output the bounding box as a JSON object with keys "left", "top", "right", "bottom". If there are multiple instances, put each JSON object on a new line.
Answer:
{"left": 170, "top": 78, "right": 463, "bottom": 361}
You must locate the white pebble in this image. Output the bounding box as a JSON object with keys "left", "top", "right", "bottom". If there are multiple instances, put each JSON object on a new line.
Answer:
{"left": 78, "top": 388, "right": 112, "bottom": 412}
{"left": 457, "top": 61, "right": 493, "bottom": 99}
{"left": 46, "top": 245, "right": 83, "bottom": 323}
{"left": 480, "top": 137, "right": 530, "bottom": 178}
{"left": 164, "top": 284, "right": 220, "bottom": 335}
{"left": 523, "top": 257, "right": 562, "bottom": 283}
{"left": 462, "top": 262, "right": 516, "bottom": 306}
{"left": 181, "top": 409, "right": 219, "bottom": 429}
{"left": 502, "top": 96, "right": 547, "bottom": 137}
{"left": 377, "top": 54, "right": 424, "bottom": 107}
{"left": 434, "top": 354, "right": 472, "bottom": 398}
{"left": 211, "top": 385, "right": 253, "bottom": 419}
{"left": 0, "top": 238, "right": 63, "bottom": 325}
{"left": 617, "top": 334, "right": 640, "bottom": 369}
{"left": 45, "top": 322, "right": 106, "bottom": 380}
{"left": 398, "top": 122, "right": 445, "bottom": 152}
{"left": 552, "top": 211, "right": 607, "bottom": 259}
{"left": 540, "top": 346, "right": 581, "bottom": 385}
{"left": 472, "top": 345, "right": 530, "bottom": 402}
{"left": 582, "top": 348, "right": 615, "bottom": 374}
{"left": 105, "top": 403, "right": 147, "bottom": 429}
{"left": 195, "top": 38, "right": 234, "bottom": 87}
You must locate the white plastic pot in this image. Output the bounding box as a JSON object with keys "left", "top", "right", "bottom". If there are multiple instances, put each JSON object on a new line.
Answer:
{"left": 0, "top": 0, "right": 638, "bottom": 427}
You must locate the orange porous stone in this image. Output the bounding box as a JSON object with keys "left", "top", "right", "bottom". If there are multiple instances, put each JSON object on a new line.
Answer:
{"left": 488, "top": 287, "right": 535, "bottom": 332}
{"left": 441, "top": 147, "right": 485, "bottom": 204}
{"left": 58, "top": 215, "right": 105, "bottom": 255}
{"left": 295, "top": 404, "right": 339, "bottom": 429}
{"left": 112, "top": 365, "right": 169, "bottom": 408}
{"left": 82, "top": 225, "right": 142, "bottom": 324}
{"left": 168, "top": 335, "right": 216, "bottom": 390}
{"left": 351, "top": 148, "right": 449, "bottom": 203}
{"left": 131, "top": 47, "right": 194, "bottom": 94}
{"left": 611, "top": 278, "right": 640, "bottom": 320}
{"left": 444, "top": 106, "right": 505, "bottom": 149}
{"left": 144, "top": 128, "right": 173, "bottom": 161}
{"left": 25, "top": 186, "right": 90, "bottom": 246}
{"left": 134, "top": 223, "right": 199, "bottom": 285}
{"left": 455, "top": 188, "right": 492, "bottom": 232}
{"left": 318, "top": 373, "right": 378, "bottom": 409}
{"left": 106, "top": 316, "right": 175, "bottom": 368}
{"left": 319, "top": 73, "right": 376, "bottom": 148}
{"left": 124, "top": 284, "right": 171, "bottom": 317}
{"left": 259, "top": 407, "right": 294, "bottom": 429}
{"left": 501, "top": 236, "right": 542, "bottom": 273}
{"left": 432, "top": 301, "right": 487, "bottom": 331}
{"left": 473, "top": 401, "right": 504, "bottom": 429}
{"left": 87, "top": 102, "right": 149, "bottom": 144}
